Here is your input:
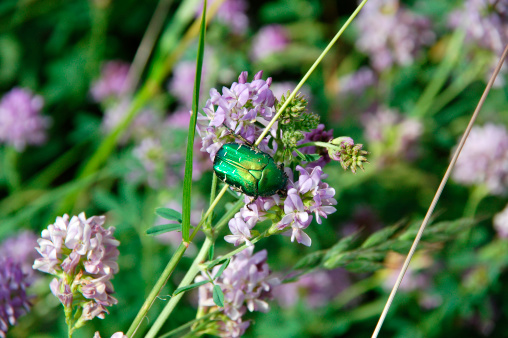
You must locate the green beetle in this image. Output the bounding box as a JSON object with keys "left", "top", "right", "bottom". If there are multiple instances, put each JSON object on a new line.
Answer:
{"left": 213, "top": 142, "right": 288, "bottom": 198}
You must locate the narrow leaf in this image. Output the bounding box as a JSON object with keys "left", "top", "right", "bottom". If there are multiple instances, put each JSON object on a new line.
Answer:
{"left": 213, "top": 258, "right": 230, "bottom": 280}
{"left": 212, "top": 284, "right": 225, "bottom": 307}
{"left": 361, "top": 224, "right": 399, "bottom": 249}
{"left": 146, "top": 224, "right": 182, "bottom": 236}
{"left": 155, "top": 207, "right": 182, "bottom": 223}
{"left": 173, "top": 280, "right": 209, "bottom": 296}
{"left": 293, "top": 251, "right": 325, "bottom": 270}
{"left": 181, "top": 0, "right": 207, "bottom": 241}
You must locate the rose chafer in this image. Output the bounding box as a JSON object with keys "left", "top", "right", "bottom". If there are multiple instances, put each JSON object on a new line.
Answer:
{"left": 213, "top": 142, "right": 288, "bottom": 198}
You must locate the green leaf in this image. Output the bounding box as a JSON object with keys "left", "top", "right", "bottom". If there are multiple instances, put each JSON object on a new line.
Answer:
{"left": 173, "top": 280, "right": 210, "bottom": 296}
{"left": 212, "top": 284, "right": 225, "bottom": 307}
{"left": 293, "top": 251, "right": 325, "bottom": 270}
{"left": 155, "top": 207, "right": 182, "bottom": 223}
{"left": 146, "top": 224, "right": 182, "bottom": 236}
{"left": 344, "top": 261, "right": 384, "bottom": 273}
{"left": 324, "top": 233, "right": 358, "bottom": 261}
{"left": 304, "top": 153, "right": 321, "bottom": 163}
{"left": 361, "top": 224, "right": 400, "bottom": 249}
{"left": 181, "top": 0, "right": 207, "bottom": 242}
{"left": 213, "top": 258, "right": 230, "bottom": 280}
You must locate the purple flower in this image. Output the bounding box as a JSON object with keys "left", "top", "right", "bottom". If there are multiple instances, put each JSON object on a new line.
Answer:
{"left": 278, "top": 189, "right": 313, "bottom": 246}
{"left": 355, "top": 0, "right": 435, "bottom": 71}
{"left": 0, "top": 87, "right": 49, "bottom": 151}
{"left": 494, "top": 204, "right": 508, "bottom": 238}
{"left": 168, "top": 57, "right": 213, "bottom": 107}
{"left": 298, "top": 124, "right": 334, "bottom": 169}
{"left": 224, "top": 216, "right": 253, "bottom": 246}
{"left": 449, "top": 0, "right": 508, "bottom": 56}
{"left": 452, "top": 123, "right": 508, "bottom": 195}
{"left": 363, "top": 107, "right": 423, "bottom": 165}
{"left": 338, "top": 67, "right": 377, "bottom": 95}
{"left": 197, "top": 0, "right": 249, "bottom": 33}
{"left": 197, "top": 71, "right": 276, "bottom": 159}
{"left": 0, "top": 258, "right": 31, "bottom": 338}
{"left": 0, "top": 231, "right": 38, "bottom": 279}
{"left": 33, "top": 213, "right": 120, "bottom": 323}
{"left": 250, "top": 25, "right": 290, "bottom": 61}
{"left": 90, "top": 61, "right": 130, "bottom": 103}
{"left": 195, "top": 247, "right": 279, "bottom": 337}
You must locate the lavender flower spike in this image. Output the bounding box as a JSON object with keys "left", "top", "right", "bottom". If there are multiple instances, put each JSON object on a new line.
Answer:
{"left": 0, "top": 87, "right": 49, "bottom": 151}
{"left": 0, "top": 258, "right": 31, "bottom": 338}
{"left": 33, "top": 212, "right": 120, "bottom": 333}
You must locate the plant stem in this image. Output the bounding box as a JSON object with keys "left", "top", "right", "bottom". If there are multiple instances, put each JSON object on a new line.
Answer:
{"left": 411, "top": 30, "right": 465, "bottom": 118}
{"left": 145, "top": 198, "right": 245, "bottom": 338}
{"left": 126, "top": 243, "right": 188, "bottom": 337}
{"left": 158, "top": 310, "right": 219, "bottom": 338}
{"left": 254, "top": 0, "right": 370, "bottom": 147}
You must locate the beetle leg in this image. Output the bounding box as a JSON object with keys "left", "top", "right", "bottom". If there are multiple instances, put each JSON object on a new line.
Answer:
{"left": 222, "top": 124, "right": 255, "bottom": 147}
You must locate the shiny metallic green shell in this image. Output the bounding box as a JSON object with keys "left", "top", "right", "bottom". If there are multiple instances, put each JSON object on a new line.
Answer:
{"left": 213, "top": 143, "right": 288, "bottom": 198}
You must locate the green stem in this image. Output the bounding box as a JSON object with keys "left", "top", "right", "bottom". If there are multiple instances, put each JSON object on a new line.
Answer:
{"left": 427, "top": 57, "right": 489, "bottom": 117}
{"left": 144, "top": 198, "right": 245, "bottom": 338}
{"left": 254, "top": 0, "right": 370, "bottom": 146}
{"left": 4, "top": 147, "right": 21, "bottom": 192}
{"left": 205, "top": 232, "right": 265, "bottom": 270}
{"left": 463, "top": 185, "right": 489, "bottom": 219}
{"left": 158, "top": 310, "right": 219, "bottom": 338}
{"left": 411, "top": 29, "right": 465, "bottom": 118}
{"left": 126, "top": 243, "right": 188, "bottom": 337}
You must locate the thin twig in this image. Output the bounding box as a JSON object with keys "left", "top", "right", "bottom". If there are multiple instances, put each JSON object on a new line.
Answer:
{"left": 372, "top": 43, "right": 508, "bottom": 338}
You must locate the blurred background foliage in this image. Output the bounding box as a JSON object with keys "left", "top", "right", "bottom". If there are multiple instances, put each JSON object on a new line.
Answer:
{"left": 1, "top": 0, "right": 508, "bottom": 337}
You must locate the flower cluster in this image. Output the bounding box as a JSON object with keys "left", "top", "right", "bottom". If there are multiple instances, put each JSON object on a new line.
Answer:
{"left": 363, "top": 107, "right": 423, "bottom": 165}
{"left": 197, "top": 71, "right": 276, "bottom": 159}
{"left": 0, "top": 231, "right": 39, "bottom": 280}
{"left": 338, "top": 67, "right": 377, "bottom": 96}
{"left": 90, "top": 61, "right": 130, "bottom": 103}
{"left": 33, "top": 213, "right": 120, "bottom": 328}
{"left": 197, "top": 0, "right": 249, "bottom": 33}
{"left": 449, "top": 0, "right": 508, "bottom": 84}
{"left": 250, "top": 25, "right": 290, "bottom": 61}
{"left": 452, "top": 123, "right": 508, "bottom": 195}
{"left": 0, "top": 258, "right": 31, "bottom": 338}
{"left": 0, "top": 87, "right": 49, "bottom": 151}
{"left": 195, "top": 247, "right": 278, "bottom": 337}
{"left": 449, "top": 0, "right": 508, "bottom": 56}
{"left": 355, "top": 0, "right": 435, "bottom": 71}
{"left": 226, "top": 165, "right": 337, "bottom": 247}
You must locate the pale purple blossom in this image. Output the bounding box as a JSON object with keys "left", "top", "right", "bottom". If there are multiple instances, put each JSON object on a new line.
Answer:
{"left": 33, "top": 213, "right": 119, "bottom": 322}
{"left": 197, "top": 0, "right": 249, "bottom": 33}
{"left": 452, "top": 123, "right": 508, "bottom": 195}
{"left": 0, "top": 258, "right": 31, "bottom": 338}
{"left": 90, "top": 61, "right": 130, "bottom": 103}
{"left": 494, "top": 203, "right": 508, "bottom": 238}
{"left": 195, "top": 247, "right": 278, "bottom": 337}
{"left": 449, "top": 0, "right": 508, "bottom": 85}
{"left": 449, "top": 0, "right": 508, "bottom": 56}
{"left": 224, "top": 216, "right": 253, "bottom": 246}
{"left": 0, "top": 231, "right": 38, "bottom": 278}
{"left": 168, "top": 53, "right": 215, "bottom": 107}
{"left": 197, "top": 71, "right": 276, "bottom": 159}
{"left": 0, "top": 87, "right": 49, "bottom": 151}
{"left": 363, "top": 107, "right": 423, "bottom": 164}
{"left": 338, "top": 67, "right": 377, "bottom": 95}
{"left": 355, "top": 0, "right": 435, "bottom": 71}
{"left": 251, "top": 25, "right": 290, "bottom": 61}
